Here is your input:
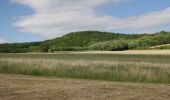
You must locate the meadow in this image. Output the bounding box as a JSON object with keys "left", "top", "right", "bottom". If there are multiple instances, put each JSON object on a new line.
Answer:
{"left": 0, "top": 51, "right": 170, "bottom": 83}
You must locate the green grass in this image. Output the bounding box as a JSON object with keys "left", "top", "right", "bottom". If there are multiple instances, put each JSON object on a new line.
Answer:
{"left": 0, "top": 53, "right": 170, "bottom": 83}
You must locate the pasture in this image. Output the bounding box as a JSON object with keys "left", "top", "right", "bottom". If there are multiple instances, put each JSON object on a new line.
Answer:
{"left": 0, "top": 51, "right": 170, "bottom": 100}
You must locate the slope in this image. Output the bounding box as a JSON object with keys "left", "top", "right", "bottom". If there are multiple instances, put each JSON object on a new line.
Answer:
{"left": 0, "top": 31, "right": 170, "bottom": 53}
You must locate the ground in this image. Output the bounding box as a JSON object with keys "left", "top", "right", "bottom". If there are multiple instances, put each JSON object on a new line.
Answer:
{"left": 1, "top": 50, "right": 170, "bottom": 100}
{"left": 0, "top": 74, "right": 170, "bottom": 100}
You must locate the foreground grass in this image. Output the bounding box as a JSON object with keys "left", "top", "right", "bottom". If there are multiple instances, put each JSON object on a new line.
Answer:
{"left": 0, "top": 52, "right": 170, "bottom": 83}
{"left": 1, "top": 74, "right": 170, "bottom": 100}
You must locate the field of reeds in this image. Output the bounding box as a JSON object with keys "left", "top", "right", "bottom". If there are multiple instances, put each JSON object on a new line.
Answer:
{"left": 0, "top": 52, "right": 170, "bottom": 83}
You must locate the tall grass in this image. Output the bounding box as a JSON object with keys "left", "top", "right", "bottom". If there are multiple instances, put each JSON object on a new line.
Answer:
{"left": 1, "top": 53, "right": 170, "bottom": 63}
{"left": 0, "top": 58, "right": 170, "bottom": 83}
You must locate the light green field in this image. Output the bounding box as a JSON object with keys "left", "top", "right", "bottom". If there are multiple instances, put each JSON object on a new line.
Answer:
{"left": 0, "top": 51, "right": 170, "bottom": 83}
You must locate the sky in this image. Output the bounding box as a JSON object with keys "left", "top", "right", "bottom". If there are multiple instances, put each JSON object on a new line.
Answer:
{"left": 0, "top": 0, "right": 170, "bottom": 43}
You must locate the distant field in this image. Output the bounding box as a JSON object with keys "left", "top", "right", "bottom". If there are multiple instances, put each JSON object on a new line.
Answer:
{"left": 71, "top": 50, "right": 170, "bottom": 55}
{"left": 150, "top": 44, "right": 170, "bottom": 49}
{"left": 0, "top": 50, "right": 170, "bottom": 83}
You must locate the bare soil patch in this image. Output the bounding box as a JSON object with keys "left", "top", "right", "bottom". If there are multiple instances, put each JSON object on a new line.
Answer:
{"left": 0, "top": 74, "right": 170, "bottom": 100}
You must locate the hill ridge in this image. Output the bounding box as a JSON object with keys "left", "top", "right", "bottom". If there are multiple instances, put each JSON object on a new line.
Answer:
{"left": 0, "top": 31, "right": 170, "bottom": 53}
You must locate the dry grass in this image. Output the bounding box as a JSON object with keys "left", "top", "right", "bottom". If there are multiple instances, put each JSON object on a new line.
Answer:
{"left": 1, "top": 58, "right": 170, "bottom": 68}
{"left": 0, "top": 57, "right": 170, "bottom": 83}
{"left": 0, "top": 74, "right": 170, "bottom": 100}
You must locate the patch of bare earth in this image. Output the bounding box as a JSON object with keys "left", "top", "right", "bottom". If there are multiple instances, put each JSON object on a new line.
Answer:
{"left": 0, "top": 74, "right": 170, "bottom": 100}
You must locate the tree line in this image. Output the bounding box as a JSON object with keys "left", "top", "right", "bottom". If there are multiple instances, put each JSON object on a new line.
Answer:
{"left": 0, "top": 31, "right": 170, "bottom": 53}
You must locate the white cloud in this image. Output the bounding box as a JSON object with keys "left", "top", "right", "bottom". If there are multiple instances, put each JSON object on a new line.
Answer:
{"left": 123, "top": 7, "right": 170, "bottom": 29}
{"left": 12, "top": 0, "right": 170, "bottom": 38}
{"left": 0, "top": 38, "right": 8, "bottom": 44}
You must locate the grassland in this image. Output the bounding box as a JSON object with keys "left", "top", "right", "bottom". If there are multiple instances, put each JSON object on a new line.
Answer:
{"left": 0, "top": 51, "right": 170, "bottom": 83}
{"left": 1, "top": 51, "right": 170, "bottom": 100}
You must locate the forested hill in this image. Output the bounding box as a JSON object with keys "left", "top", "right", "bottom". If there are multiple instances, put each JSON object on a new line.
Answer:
{"left": 0, "top": 31, "right": 170, "bottom": 53}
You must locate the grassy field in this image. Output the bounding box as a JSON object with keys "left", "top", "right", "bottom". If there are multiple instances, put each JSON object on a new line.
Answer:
{"left": 0, "top": 51, "right": 170, "bottom": 83}
{"left": 1, "top": 51, "right": 170, "bottom": 99}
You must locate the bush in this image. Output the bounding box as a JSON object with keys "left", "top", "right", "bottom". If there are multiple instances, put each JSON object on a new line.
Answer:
{"left": 53, "top": 47, "right": 88, "bottom": 51}
{"left": 89, "top": 40, "right": 128, "bottom": 51}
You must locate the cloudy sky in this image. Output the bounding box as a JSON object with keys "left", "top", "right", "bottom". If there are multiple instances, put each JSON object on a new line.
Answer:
{"left": 0, "top": 0, "right": 170, "bottom": 43}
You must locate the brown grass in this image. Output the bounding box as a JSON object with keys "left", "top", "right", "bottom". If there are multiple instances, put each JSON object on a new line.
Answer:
{"left": 0, "top": 74, "right": 170, "bottom": 100}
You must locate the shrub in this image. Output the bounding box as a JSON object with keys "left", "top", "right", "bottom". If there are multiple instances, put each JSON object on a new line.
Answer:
{"left": 89, "top": 40, "right": 128, "bottom": 51}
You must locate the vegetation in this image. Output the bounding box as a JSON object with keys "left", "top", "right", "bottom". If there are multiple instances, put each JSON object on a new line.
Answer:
{"left": 0, "top": 42, "right": 41, "bottom": 53}
{"left": 89, "top": 40, "right": 128, "bottom": 51}
{"left": 0, "top": 31, "right": 170, "bottom": 53}
{"left": 0, "top": 53, "right": 170, "bottom": 83}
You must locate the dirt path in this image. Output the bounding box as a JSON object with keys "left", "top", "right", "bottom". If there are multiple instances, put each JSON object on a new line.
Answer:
{"left": 73, "top": 50, "right": 170, "bottom": 55}
{"left": 0, "top": 74, "right": 170, "bottom": 100}
{"left": 17, "top": 50, "right": 170, "bottom": 55}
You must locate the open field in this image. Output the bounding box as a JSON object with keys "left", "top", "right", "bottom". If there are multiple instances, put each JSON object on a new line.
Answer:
{"left": 0, "top": 51, "right": 170, "bottom": 83}
{"left": 150, "top": 44, "right": 170, "bottom": 48}
{"left": 0, "top": 74, "right": 170, "bottom": 100}
{"left": 150, "top": 44, "right": 170, "bottom": 49}
{"left": 1, "top": 51, "right": 170, "bottom": 99}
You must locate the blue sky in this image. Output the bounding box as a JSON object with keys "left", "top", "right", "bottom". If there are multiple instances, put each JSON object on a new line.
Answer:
{"left": 0, "top": 0, "right": 170, "bottom": 43}
{"left": 96, "top": 0, "right": 170, "bottom": 18}
{"left": 0, "top": 0, "right": 43, "bottom": 43}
